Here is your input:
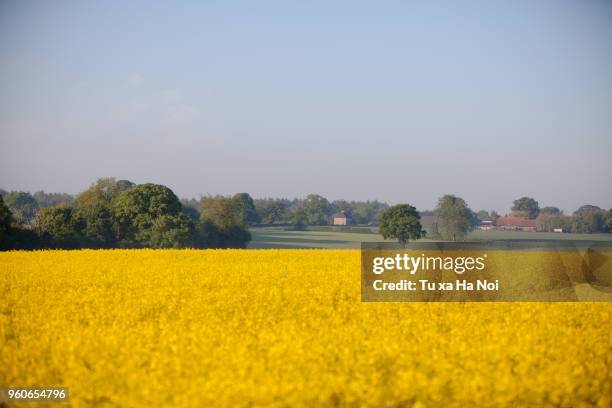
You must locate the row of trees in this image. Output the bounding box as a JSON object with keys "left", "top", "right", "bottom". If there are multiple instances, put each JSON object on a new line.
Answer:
{"left": 378, "top": 195, "right": 476, "bottom": 245}
{"left": 0, "top": 180, "right": 392, "bottom": 250}
{"left": 5, "top": 185, "right": 609, "bottom": 233}
{"left": 378, "top": 195, "right": 612, "bottom": 246}
{"left": 534, "top": 206, "right": 611, "bottom": 233}
{"left": 473, "top": 196, "right": 611, "bottom": 233}
{"left": 0, "top": 189, "right": 73, "bottom": 224}
{"left": 0, "top": 179, "right": 255, "bottom": 250}
{"left": 201, "top": 195, "right": 388, "bottom": 227}
{"left": 1, "top": 183, "right": 610, "bottom": 249}
{"left": 1, "top": 186, "right": 388, "bottom": 223}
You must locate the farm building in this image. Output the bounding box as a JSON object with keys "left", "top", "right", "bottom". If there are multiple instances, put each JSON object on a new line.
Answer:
{"left": 332, "top": 211, "right": 349, "bottom": 226}
{"left": 479, "top": 220, "right": 496, "bottom": 230}
{"left": 496, "top": 216, "right": 536, "bottom": 232}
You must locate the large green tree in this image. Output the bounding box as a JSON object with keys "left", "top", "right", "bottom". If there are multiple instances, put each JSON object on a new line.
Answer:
{"left": 74, "top": 178, "right": 134, "bottom": 247}
{"left": 431, "top": 195, "right": 474, "bottom": 241}
{"left": 378, "top": 204, "right": 425, "bottom": 247}
{"left": 512, "top": 197, "right": 540, "bottom": 219}
{"left": 112, "top": 183, "right": 194, "bottom": 248}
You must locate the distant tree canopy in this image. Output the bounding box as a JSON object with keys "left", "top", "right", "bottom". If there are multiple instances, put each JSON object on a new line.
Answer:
{"left": 291, "top": 206, "right": 308, "bottom": 230}
{"left": 32, "top": 191, "right": 74, "bottom": 208}
{"left": 1, "top": 179, "right": 610, "bottom": 251}
{"left": 378, "top": 204, "right": 425, "bottom": 246}
{"left": 535, "top": 212, "right": 572, "bottom": 232}
{"left": 73, "top": 178, "right": 135, "bottom": 247}
{"left": 113, "top": 183, "right": 194, "bottom": 248}
{"left": 512, "top": 197, "right": 540, "bottom": 219}
{"left": 298, "top": 194, "right": 333, "bottom": 225}
{"left": 534, "top": 207, "right": 564, "bottom": 233}
{"left": 431, "top": 195, "right": 474, "bottom": 241}
{"left": 200, "top": 196, "right": 241, "bottom": 229}
{"left": 348, "top": 200, "right": 388, "bottom": 225}
{"left": 76, "top": 178, "right": 134, "bottom": 208}
{"left": 252, "top": 197, "right": 387, "bottom": 226}
{"left": 3, "top": 191, "right": 39, "bottom": 224}
{"left": 255, "top": 198, "right": 291, "bottom": 225}
{"left": 576, "top": 205, "right": 603, "bottom": 213}
{"left": 232, "top": 193, "right": 261, "bottom": 226}
{"left": 35, "top": 206, "right": 85, "bottom": 249}
{"left": 572, "top": 205, "right": 606, "bottom": 233}
{"left": 534, "top": 205, "right": 609, "bottom": 233}
{"left": 199, "top": 195, "right": 251, "bottom": 248}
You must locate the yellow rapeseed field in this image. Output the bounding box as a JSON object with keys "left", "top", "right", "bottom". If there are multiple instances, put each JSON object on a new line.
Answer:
{"left": 1, "top": 250, "right": 611, "bottom": 407}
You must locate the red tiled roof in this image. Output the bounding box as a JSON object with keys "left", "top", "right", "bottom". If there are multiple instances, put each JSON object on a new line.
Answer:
{"left": 496, "top": 216, "right": 536, "bottom": 228}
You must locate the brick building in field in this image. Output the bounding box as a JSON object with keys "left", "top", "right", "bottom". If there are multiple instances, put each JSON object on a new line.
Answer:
{"left": 332, "top": 211, "right": 349, "bottom": 226}
{"left": 495, "top": 216, "right": 536, "bottom": 232}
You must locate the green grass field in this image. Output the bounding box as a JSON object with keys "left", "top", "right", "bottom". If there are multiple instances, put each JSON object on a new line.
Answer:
{"left": 249, "top": 226, "right": 612, "bottom": 249}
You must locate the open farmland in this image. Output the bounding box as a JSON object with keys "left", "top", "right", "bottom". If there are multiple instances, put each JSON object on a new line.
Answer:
{"left": 249, "top": 227, "right": 386, "bottom": 248}
{"left": 1, "top": 250, "right": 611, "bottom": 407}
{"left": 249, "top": 226, "right": 612, "bottom": 249}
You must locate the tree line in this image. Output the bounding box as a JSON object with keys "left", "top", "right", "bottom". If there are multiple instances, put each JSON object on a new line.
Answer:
{"left": 376, "top": 195, "right": 479, "bottom": 245}
{"left": 1, "top": 181, "right": 610, "bottom": 250}
{"left": 0, "top": 179, "right": 389, "bottom": 250}
{"left": 378, "top": 195, "right": 612, "bottom": 246}
{"left": 0, "top": 179, "right": 250, "bottom": 250}
{"left": 474, "top": 196, "right": 612, "bottom": 234}
{"left": 184, "top": 195, "right": 389, "bottom": 227}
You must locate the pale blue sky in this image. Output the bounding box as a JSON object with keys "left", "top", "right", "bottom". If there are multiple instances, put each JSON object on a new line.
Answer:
{"left": 1, "top": 0, "right": 611, "bottom": 213}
